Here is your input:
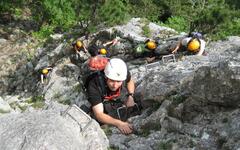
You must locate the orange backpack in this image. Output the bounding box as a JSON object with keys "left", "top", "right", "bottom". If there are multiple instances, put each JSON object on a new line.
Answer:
{"left": 88, "top": 56, "right": 109, "bottom": 71}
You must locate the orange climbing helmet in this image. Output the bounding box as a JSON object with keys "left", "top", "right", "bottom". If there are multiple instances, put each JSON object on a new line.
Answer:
{"left": 187, "top": 39, "right": 200, "bottom": 52}
{"left": 146, "top": 41, "right": 157, "bottom": 50}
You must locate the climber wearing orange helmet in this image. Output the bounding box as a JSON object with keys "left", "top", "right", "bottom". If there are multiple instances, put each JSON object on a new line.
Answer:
{"left": 171, "top": 33, "right": 206, "bottom": 56}
{"left": 40, "top": 66, "right": 53, "bottom": 84}
{"left": 146, "top": 40, "right": 157, "bottom": 50}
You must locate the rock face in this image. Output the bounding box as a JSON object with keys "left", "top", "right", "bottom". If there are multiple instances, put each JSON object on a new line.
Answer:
{"left": 107, "top": 36, "right": 240, "bottom": 150}
{"left": 0, "top": 103, "right": 109, "bottom": 150}
{"left": 0, "top": 18, "right": 240, "bottom": 150}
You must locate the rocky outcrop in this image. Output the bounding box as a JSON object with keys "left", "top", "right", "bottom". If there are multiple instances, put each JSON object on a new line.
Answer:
{"left": 0, "top": 18, "right": 240, "bottom": 150}
{"left": 0, "top": 103, "right": 109, "bottom": 150}
{"left": 107, "top": 36, "right": 240, "bottom": 150}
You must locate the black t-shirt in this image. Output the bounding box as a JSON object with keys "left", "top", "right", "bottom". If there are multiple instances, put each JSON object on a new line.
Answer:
{"left": 87, "top": 71, "right": 131, "bottom": 107}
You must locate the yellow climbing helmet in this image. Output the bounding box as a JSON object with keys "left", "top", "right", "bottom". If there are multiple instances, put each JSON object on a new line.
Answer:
{"left": 99, "top": 48, "right": 107, "bottom": 55}
{"left": 146, "top": 41, "right": 157, "bottom": 50}
{"left": 187, "top": 39, "right": 200, "bottom": 52}
{"left": 76, "top": 40, "right": 83, "bottom": 48}
{"left": 42, "top": 69, "right": 48, "bottom": 74}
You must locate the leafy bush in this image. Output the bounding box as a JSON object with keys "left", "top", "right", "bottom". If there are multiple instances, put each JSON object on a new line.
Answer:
{"left": 160, "top": 16, "right": 189, "bottom": 32}
{"left": 98, "top": 0, "right": 130, "bottom": 26}
{"left": 0, "top": 0, "right": 24, "bottom": 13}
{"left": 129, "top": 0, "right": 160, "bottom": 22}
{"left": 189, "top": 0, "right": 233, "bottom": 34}
{"left": 142, "top": 24, "right": 151, "bottom": 37}
{"left": 13, "top": 8, "right": 23, "bottom": 19}
{"left": 212, "top": 18, "right": 240, "bottom": 40}
{"left": 42, "top": 0, "right": 76, "bottom": 28}
{"left": 1, "top": 0, "right": 240, "bottom": 40}
{"left": 32, "top": 25, "right": 54, "bottom": 39}
{"left": 26, "top": 95, "right": 45, "bottom": 109}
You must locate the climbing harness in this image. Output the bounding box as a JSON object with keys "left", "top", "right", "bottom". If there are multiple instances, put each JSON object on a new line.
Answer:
{"left": 116, "top": 103, "right": 140, "bottom": 121}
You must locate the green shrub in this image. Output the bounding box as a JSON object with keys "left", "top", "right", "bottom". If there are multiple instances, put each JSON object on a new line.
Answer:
{"left": 14, "top": 8, "right": 22, "bottom": 19}
{"left": 129, "top": 0, "right": 160, "bottom": 22}
{"left": 158, "top": 16, "right": 189, "bottom": 33}
{"left": 211, "top": 18, "right": 240, "bottom": 40}
{"left": 98, "top": 0, "right": 130, "bottom": 26}
{"left": 42, "top": 0, "right": 76, "bottom": 28}
{"left": 142, "top": 24, "right": 151, "bottom": 37}
{"left": 102, "top": 125, "right": 112, "bottom": 136}
{"left": 32, "top": 25, "right": 54, "bottom": 39}
{"left": 31, "top": 101, "right": 45, "bottom": 109}
{"left": 9, "top": 102, "right": 28, "bottom": 112}
{"left": 26, "top": 95, "right": 45, "bottom": 109}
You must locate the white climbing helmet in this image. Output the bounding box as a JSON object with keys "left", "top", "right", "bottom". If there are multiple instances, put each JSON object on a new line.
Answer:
{"left": 104, "top": 58, "right": 127, "bottom": 81}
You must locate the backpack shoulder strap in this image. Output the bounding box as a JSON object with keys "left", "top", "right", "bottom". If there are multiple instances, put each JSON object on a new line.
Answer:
{"left": 96, "top": 71, "right": 107, "bottom": 98}
{"left": 84, "top": 71, "right": 107, "bottom": 98}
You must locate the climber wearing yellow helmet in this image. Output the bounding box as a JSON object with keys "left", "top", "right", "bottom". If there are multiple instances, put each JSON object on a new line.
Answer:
{"left": 133, "top": 39, "right": 158, "bottom": 63}
{"left": 70, "top": 39, "right": 91, "bottom": 66}
{"left": 40, "top": 66, "right": 53, "bottom": 84}
{"left": 171, "top": 32, "right": 206, "bottom": 56}
{"left": 87, "top": 43, "right": 111, "bottom": 57}
{"left": 72, "top": 40, "right": 88, "bottom": 53}
{"left": 99, "top": 48, "right": 107, "bottom": 55}
{"left": 98, "top": 36, "right": 121, "bottom": 57}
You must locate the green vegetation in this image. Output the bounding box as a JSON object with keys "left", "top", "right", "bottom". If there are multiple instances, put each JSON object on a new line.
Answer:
{"left": 0, "top": 0, "right": 239, "bottom": 40}
{"left": 31, "top": 101, "right": 45, "bottom": 109}
{"left": 32, "top": 25, "right": 54, "bottom": 39}
{"left": 53, "top": 92, "right": 71, "bottom": 105}
{"left": 142, "top": 24, "right": 151, "bottom": 37}
{"left": 59, "top": 99, "right": 71, "bottom": 105}
{"left": 26, "top": 95, "right": 45, "bottom": 109}
{"left": 98, "top": 0, "right": 130, "bottom": 26}
{"left": 0, "top": 109, "right": 11, "bottom": 114}
{"left": 9, "top": 101, "right": 28, "bottom": 111}
{"left": 53, "top": 92, "right": 61, "bottom": 99}
{"left": 157, "top": 141, "right": 172, "bottom": 150}
{"left": 102, "top": 125, "right": 112, "bottom": 136}
{"left": 169, "top": 94, "right": 187, "bottom": 105}
{"left": 158, "top": 16, "right": 189, "bottom": 33}
{"left": 138, "top": 122, "right": 161, "bottom": 137}
{"left": 73, "top": 84, "right": 82, "bottom": 92}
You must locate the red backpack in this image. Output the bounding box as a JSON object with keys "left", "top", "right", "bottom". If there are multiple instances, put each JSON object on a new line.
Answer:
{"left": 88, "top": 55, "right": 109, "bottom": 71}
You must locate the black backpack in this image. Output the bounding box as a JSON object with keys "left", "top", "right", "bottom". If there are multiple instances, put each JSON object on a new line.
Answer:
{"left": 79, "top": 56, "right": 109, "bottom": 96}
